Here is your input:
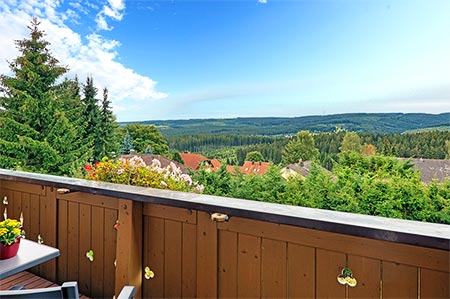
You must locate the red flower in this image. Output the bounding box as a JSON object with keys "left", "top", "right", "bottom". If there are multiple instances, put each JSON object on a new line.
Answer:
{"left": 94, "top": 162, "right": 100, "bottom": 168}
{"left": 84, "top": 164, "right": 93, "bottom": 172}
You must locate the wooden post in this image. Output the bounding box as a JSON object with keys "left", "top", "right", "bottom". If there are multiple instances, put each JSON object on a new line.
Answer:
{"left": 196, "top": 211, "right": 218, "bottom": 298}
{"left": 115, "top": 199, "right": 143, "bottom": 298}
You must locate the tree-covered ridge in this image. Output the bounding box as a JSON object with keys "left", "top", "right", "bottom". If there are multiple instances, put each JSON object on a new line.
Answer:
{"left": 125, "top": 112, "right": 450, "bottom": 136}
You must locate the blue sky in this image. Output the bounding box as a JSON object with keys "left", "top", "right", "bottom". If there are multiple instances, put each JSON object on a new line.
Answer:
{"left": 1, "top": 0, "right": 450, "bottom": 121}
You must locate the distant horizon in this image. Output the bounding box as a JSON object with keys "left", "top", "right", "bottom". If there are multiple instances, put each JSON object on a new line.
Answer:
{"left": 120, "top": 111, "right": 450, "bottom": 123}
{"left": 1, "top": 1, "right": 450, "bottom": 121}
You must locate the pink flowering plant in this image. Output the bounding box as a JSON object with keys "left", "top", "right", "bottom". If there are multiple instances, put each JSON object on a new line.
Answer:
{"left": 84, "top": 156, "right": 204, "bottom": 193}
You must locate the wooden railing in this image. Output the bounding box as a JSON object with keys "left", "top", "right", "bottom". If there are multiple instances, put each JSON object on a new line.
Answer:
{"left": 0, "top": 169, "right": 449, "bottom": 298}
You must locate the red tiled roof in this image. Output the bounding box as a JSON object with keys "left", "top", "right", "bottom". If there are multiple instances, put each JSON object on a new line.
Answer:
{"left": 180, "top": 153, "right": 221, "bottom": 171}
{"left": 240, "top": 161, "right": 270, "bottom": 175}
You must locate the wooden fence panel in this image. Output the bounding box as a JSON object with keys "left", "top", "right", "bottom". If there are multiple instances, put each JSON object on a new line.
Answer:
{"left": 261, "top": 238, "right": 287, "bottom": 298}
{"left": 348, "top": 255, "right": 380, "bottom": 299}
{"left": 57, "top": 194, "right": 118, "bottom": 299}
{"left": 316, "top": 249, "right": 346, "bottom": 299}
{"left": 237, "top": 234, "right": 261, "bottom": 298}
{"left": 382, "top": 261, "right": 418, "bottom": 298}
{"left": 287, "top": 243, "right": 315, "bottom": 298}
{"left": 218, "top": 230, "right": 238, "bottom": 299}
{"left": 164, "top": 220, "right": 183, "bottom": 298}
{"left": 143, "top": 216, "right": 165, "bottom": 299}
{"left": 420, "top": 269, "right": 450, "bottom": 299}
{"left": 182, "top": 222, "right": 197, "bottom": 298}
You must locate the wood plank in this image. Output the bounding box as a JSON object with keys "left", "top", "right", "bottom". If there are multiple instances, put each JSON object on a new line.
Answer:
{"left": 261, "top": 238, "right": 287, "bottom": 298}
{"left": 420, "top": 269, "right": 450, "bottom": 299}
{"left": 316, "top": 249, "right": 346, "bottom": 299}
{"left": 115, "top": 199, "right": 142, "bottom": 298}
{"left": 103, "top": 208, "right": 117, "bottom": 299}
{"left": 382, "top": 261, "right": 417, "bottom": 298}
{"left": 67, "top": 201, "right": 80, "bottom": 282}
{"left": 57, "top": 199, "right": 68, "bottom": 283}
{"left": 78, "top": 204, "right": 92, "bottom": 296}
{"left": 21, "top": 193, "right": 31, "bottom": 237}
{"left": 39, "top": 187, "right": 57, "bottom": 281}
{"left": 182, "top": 222, "right": 197, "bottom": 298}
{"left": 12, "top": 190, "right": 21, "bottom": 219}
{"left": 143, "top": 216, "right": 165, "bottom": 298}
{"left": 196, "top": 211, "right": 217, "bottom": 298}
{"left": 287, "top": 243, "right": 315, "bottom": 298}
{"left": 1, "top": 181, "right": 46, "bottom": 195}
{"left": 348, "top": 255, "right": 380, "bottom": 299}
{"left": 218, "top": 216, "right": 449, "bottom": 272}
{"left": 218, "top": 230, "right": 238, "bottom": 298}
{"left": 91, "top": 206, "right": 105, "bottom": 298}
{"left": 143, "top": 203, "right": 196, "bottom": 224}
{"left": 237, "top": 234, "right": 261, "bottom": 298}
{"left": 164, "top": 220, "right": 182, "bottom": 298}
{"left": 57, "top": 192, "right": 118, "bottom": 210}
{"left": 29, "top": 194, "right": 40, "bottom": 243}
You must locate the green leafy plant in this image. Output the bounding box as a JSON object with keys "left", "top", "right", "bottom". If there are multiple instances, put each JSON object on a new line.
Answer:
{"left": 0, "top": 219, "right": 25, "bottom": 246}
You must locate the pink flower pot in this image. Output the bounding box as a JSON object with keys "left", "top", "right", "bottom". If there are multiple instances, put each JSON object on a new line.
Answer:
{"left": 0, "top": 237, "right": 21, "bottom": 260}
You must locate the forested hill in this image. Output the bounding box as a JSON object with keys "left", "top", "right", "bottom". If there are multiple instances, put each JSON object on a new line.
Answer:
{"left": 121, "top": 113, "right": 450, "bottom": 136}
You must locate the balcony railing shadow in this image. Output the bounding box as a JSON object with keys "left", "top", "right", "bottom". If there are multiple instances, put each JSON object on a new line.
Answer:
{"left": 0, "top": 169, "right": 449, "bottom": 298}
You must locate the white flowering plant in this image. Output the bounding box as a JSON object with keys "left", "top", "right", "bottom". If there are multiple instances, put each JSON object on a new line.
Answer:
{"left": 85, "top": 157, "right": 204, "bottom": 193}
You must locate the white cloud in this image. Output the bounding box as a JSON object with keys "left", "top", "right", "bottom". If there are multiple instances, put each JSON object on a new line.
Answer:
{"left": 0, "top": 0, "right": 167, "bottom": 117}
{"left": 95, "top": 0, "right": 125, "bottom": 31}
{"left": 258, "top": 0, "right": 268, "bottom": 4}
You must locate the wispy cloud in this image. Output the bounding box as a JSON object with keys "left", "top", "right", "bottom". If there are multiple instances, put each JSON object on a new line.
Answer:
{"left": 258, "top": 0, "right": 268, "bottom": 4}
{"left": 95, "top": 0, "right": 125, "bottom": 30}
{"left": 0, "top": 0, "right": 167, "bottom": 117}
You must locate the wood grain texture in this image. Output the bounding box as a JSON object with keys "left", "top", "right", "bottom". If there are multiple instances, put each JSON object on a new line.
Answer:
{"left": 237, "top": 234, "right": 261, "bottom": 298}
{"left": 182, "top": 222, "right": 197, "bottom": 298}
{"left": 287, "top": 243, "right": 315, "bottom": 298}
{"left": 164, "top": 220, "right": 182, "bottom": 298}
{"left": 143, "top": 203, "right": 196, "bottom": 224}
{"left": 91, "top": 206, "right": 105, "bottom": 298}
{"left": 261, "top": 238, "right": 287, "bottom": 298}
{"left": 218, "top": 230, "right": 238, "bottom": 298}
{"left": 196, "top": 211, "right": 217, "bottom": 298}
{"left": 347, "top": 255, "right": 380, "bottom": 299}
{"left": 143, "top": 216, "right": 165, "bottom": 298}
{"left": 421, "top": 268, "right": 450, "bottom": 299}
{"left": 316, "top": 249, "right": 346, "bottom": 299}
{"left": 219, "top": 216, "right": 449, "bottom": 272}
{"left": 382, "top": 261, "right": 417, "bottom": 298}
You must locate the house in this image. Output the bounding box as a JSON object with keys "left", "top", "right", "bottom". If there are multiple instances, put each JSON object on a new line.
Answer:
{"left": 239, "top": 161, "right": 270, "bottom": 175}
{"left": 399, "top": 158, "right": 450, "bottom": 183}
{"left": 280, "top": 160, "right": 331, "bottom": 180}
{"left": 120, "top": 154, "right": 188, "bottom": 174}
{"left": 179, "top": 152, "right": 221, "bottom": 171}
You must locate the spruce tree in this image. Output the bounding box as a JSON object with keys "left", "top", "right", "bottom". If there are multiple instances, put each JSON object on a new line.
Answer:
{"left": 98, "top": 88, "right": 119, "bottom": 159}
{"left": 0, "top": 18, "right": 89, "bottom": 174}
{"left": 82, "top": 76, "right": 102, "bottom": 160}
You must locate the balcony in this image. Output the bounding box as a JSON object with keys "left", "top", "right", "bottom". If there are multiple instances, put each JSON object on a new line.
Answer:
{"left": 0, "top": 168, "right": 449, "bottom": 298}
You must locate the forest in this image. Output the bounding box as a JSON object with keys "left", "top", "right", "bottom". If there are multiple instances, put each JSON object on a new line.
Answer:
{"left": 124, "top": 113, "right": 450, "bottom": 135}
{"left": 0, "top": 19, "right": 449, "bottom": 225}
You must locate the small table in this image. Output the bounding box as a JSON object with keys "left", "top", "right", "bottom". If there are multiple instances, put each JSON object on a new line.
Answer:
{"left": 0, "top": 239, "right": 60, "bottom": 279}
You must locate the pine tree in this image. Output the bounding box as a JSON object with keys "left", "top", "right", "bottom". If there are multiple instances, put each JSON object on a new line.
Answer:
{"left": 120, "top": 130, "right": 133, "bottom": 154}
{"left": 98, "top": 88, "right": 119, "bottom": 159}
{"left": 82, "top": 76, "right": 102, "bottom": 160}
{"left": 0, "top": 18, "right": 89, "bottom": 174}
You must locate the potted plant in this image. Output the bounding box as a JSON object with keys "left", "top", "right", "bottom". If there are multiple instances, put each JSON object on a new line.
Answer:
{"left": 0, "top": 218, "right": 25, "bottom": 260}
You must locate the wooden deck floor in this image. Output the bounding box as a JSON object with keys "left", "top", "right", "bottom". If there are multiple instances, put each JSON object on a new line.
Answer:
{"left": 0, "top": 271, "right": 90, "bottom": 298}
